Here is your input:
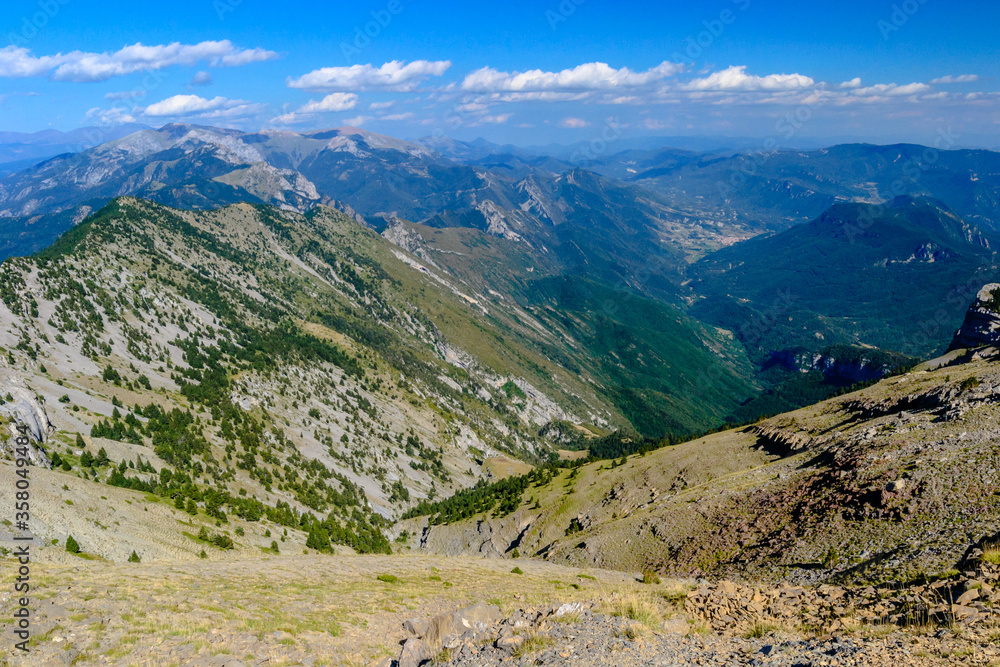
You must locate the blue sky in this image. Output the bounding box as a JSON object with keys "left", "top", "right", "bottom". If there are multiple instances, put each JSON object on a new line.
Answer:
{"left": 1, "top": 0, "right": 998, "bottom": 146}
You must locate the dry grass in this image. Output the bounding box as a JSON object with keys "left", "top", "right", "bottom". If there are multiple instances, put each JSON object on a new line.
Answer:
{"left": 0, "top": 553, "right": 622, "bottom": 666}
{"left": 513, "top": 632, "right": 555, "bottom": 657}
{"left": 603, "top": 591, "right": 663, "bottom": 629}
{"left": 981, "top": 544, "right": 1000, "bottom": 566}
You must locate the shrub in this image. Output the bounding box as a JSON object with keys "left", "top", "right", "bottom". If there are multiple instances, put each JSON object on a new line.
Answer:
{"left": 641, "top": 570, "right": 661, "bottom": 585}
{"left": 65, "top": 535, "right": 80, "bottom": 554}
{"left": 961, "top": 376, "right": 982, "bottom": 391}
{"left": 511, "top": 567, "right": 524, "bottom": 575}
{"left": 376, "top": 574, "right": 399, "bottom": 584}
{"left": 565, "top": 518, "right": 584, "bottom": 536}
{"left": 128, "top": 550, "right": 141, "bottom": 563}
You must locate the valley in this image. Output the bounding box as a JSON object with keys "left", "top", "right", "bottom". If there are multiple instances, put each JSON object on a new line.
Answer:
{"left": 2, "top": 128, "right": 1000, "bottom": 666}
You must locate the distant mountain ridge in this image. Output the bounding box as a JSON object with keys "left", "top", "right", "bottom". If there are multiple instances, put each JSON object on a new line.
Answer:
{"left": 588, "top": 142, "right": 1000, "bottom": 233}
{"left": 0, "top": 123, "right": 748, "bottom": 305}
{"left": 691, "top": 196, "right": 1000, "bottom": 360}
{"left": 0, "top": 123, "right": 151, "bottom": 174}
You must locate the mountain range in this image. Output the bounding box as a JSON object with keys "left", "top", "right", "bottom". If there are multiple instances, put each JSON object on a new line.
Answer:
{"left": 4, "top": 125, "right": 1000, "bottom": 666}
{"left": 2, "top": 124, "right": 999, "bottom": 432}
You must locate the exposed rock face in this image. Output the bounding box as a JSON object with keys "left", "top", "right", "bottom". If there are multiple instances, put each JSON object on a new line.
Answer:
{"left": 766, "top": 348, "right": 900, "bottom": 384}
{"left": 950, "top": 283, "right": 1000, "bottom": 351}
{"left": 748, "top": 423, "right": 823, "bottom": 456}
{"left": 0, "top": 379, "right": 52, "bottom": 467}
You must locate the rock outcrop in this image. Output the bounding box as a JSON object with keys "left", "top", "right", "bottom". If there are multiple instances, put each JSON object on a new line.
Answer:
{"left": 0, "top": 379, "right": 52, "bottom": 467}
{"left": 950, "top": 283, "right": 1000, "bottom": 350}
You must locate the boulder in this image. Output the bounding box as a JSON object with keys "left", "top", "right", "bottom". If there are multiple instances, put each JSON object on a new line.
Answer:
{"left": 949, "top": 283, "right": 1000, "bottom": 351}
{"left": 398, "top": 637, "right": 432, "bottom": 667}
{"left": 402, "top": 602, "right": 501, "bottom": 651}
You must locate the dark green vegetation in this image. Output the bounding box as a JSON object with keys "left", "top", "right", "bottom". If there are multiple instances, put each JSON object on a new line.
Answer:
{"left": 401, "top": 463, "right": 566, "bottom": 526}
{"left": 380, "top": 219, "right": 756, "bottom": 439}
{"left": 692, "top": 197, "right": 999, "bottom": 360}
{"left": 7, "top": 127, "right": 1000, "bottom": 541}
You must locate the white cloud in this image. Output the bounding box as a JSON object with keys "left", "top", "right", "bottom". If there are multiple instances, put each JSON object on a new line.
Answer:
{"left": 380, "top": 112, "right": 414, "bottom": 121}
{"left": 143, "top": 94, "right": 229, "bottom": 116}
{"left": 369, "top": 100, "right": 396, "bottom": 109}
{"left": 930, "top": 74, "right": 979, "bottom": 84}
{"left": 493, "top": 91, "right": 591, "bottom": 102}
{"left": 559, "top": 117, "right": 589, "bottom": 128}
{"left": 269, "top": 112, "right": 302, "bottom": 125}
{"left": 684, "top": 66, "right": 814, "bottom": 92}
{"left": 0, "top": 41, "right": 277, "bottom": 82}
{"left": 299, "top": 93, "right": 359, "bottom": 113}
{"left": 342, "top": 115, "right": 371, "bottom": 126}
{"left": 287, "top": 60, "right": 451, "bottom": 92}
{"left": 839, "top": 77, "right": 862, "bottom": 89}
{"left": 85, "top": 106, "right": 136, "bottom": 125}
{"left": 457, "top": 102, "right": 489, "bottom": 113}
{"left": 190, "top": 71, "right": 213, "bottom": 86}
{"left": 461, "top": 61, "right": 683, "bottom": 93}
{"left": 104, "top": 90, "right": 148, "bottom": 100}
{"left": 270, "top": 92, "right": 359, "bottom": 125}
{"left": 850, "top": 82, "right": 931, "bottom": 97}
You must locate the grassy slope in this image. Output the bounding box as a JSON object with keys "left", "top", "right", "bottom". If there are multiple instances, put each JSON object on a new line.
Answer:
{"left": 0, "top": 197, "right": 637, "bottom": 562}
{"left": 403, "top": 355, "right": 1000, "bottom": 586}
{"left": 384, "top": 219, "right": 758, "bottom": 438}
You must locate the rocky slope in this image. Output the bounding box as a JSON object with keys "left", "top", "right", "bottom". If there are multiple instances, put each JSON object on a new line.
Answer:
{"left": 0, "top": 196, "right": 602, "bottom": 560}
{"left": 0, "top": 196, "right": 760, "bottom": 562}
{"left": 0, "top": 124, "right": 749, "bottom": 299}
{"left": 6, "top": 549, "right": 1000, "bottom": 667}
{"left": 399, "top": 324, "right": 1000, "bottom": 588}
{"left": 950, "top": 283, "right": 1000, "bottom": 350}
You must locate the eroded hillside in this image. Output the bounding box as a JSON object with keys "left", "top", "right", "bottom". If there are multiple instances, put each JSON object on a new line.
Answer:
{"left": 0, "top": 197, "right": 627, "bottom": 560}
{"left": 401, "top": 351, "right": 1000, "bottom": 586}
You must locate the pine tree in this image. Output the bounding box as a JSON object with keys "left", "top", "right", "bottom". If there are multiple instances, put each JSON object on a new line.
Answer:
{"left": 128, "top": 550, "right": 141, "bottom": 563}
{"left": 65, "top": 535, "right": 80, "bottom": 554}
